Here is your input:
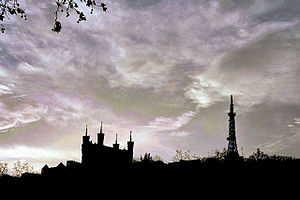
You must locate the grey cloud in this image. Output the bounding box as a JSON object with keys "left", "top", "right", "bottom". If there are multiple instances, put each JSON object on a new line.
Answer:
{"left": 0, "top": 0, "right": 299, "bottom": 168}
{"left": 125, "top": 0, "right": 164, "bottom": 9}
{"left": 238, "top": 102, "right": 300, "bottom": 155}
{"left": 216, "top": 25, "right": 299, "bottom": 105}
{"left": 219, "top": 0, "right": 255, "bottom": 11}
{"left": 250, "top": 0, "right": 300, "bottom": 23}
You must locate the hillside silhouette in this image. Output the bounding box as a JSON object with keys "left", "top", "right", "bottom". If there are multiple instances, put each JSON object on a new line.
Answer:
{"left": 1, "top": 96, "right": 300, "bottom": 192}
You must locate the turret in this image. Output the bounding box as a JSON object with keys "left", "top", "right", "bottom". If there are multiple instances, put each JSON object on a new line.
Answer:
{"left": 113, "top": 134, "right": 119, "bottom": 150}
{"left": 127, "top": 131, "right": 134, "bottom": 163}
{"left": 82, "top": 125, "right": 90, "bottom": 144}
{"left": 82, "top": 125, "right": 91, "bottom": 165}
{"left": 97, "top": 122, "right": 105, "bottom": 146}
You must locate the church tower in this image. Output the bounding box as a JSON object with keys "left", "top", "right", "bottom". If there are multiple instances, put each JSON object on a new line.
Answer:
{"left": 227, "top": 95, "right": 239, "bottom": 158}
{"left": 82, "top": 125, "right": 91, "bottom": 165}
{"left": 97, "top": 122, "right": 104, "bottom": 146}
{"left": 127, "top": 131, "right": 134, "bottom": 163}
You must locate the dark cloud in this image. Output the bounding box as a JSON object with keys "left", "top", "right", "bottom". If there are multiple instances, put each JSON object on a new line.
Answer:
{"left": 251, "top": 0, "right": 300, "bottom": 23}
{"left": 125, "top": 0, "right": 164, "bottom": 9}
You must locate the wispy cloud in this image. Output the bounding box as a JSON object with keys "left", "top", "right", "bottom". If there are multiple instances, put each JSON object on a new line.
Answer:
{"left": 147, "top": 111, "right": 196, "bottom": 132}
{"left": 0, "top": 0, "right": 299, "bottom": 168}
{"left": 0, "top": 103, "right": 48, "bottom": 132}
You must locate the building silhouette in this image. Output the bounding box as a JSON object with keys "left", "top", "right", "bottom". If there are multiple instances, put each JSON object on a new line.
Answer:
{"left": 226, "top": 95, "right": 239, "bottom": 158}
{"left": 81, "top": 122, "right": 134, "bottom": 168}
{"left": 23, "top": 95, "right": 300, "bottom": 188}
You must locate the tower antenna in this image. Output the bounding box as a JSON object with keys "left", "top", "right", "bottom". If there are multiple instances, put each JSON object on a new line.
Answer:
{"left": 85, "top": 125, "right": 88, "bottom": 136}
{"left": 226, "top": 95, "right": 239, "bottom": 158}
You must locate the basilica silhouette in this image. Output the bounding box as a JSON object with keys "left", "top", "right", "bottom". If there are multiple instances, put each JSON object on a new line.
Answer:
{"left": 81, "top": 122, "right": 134, "bottom": 167}
{"left": 41, "top": 95, "right": 238, "bottom": 174}
{"left": 6, "top": 95, "right": 300, "bottom": 189}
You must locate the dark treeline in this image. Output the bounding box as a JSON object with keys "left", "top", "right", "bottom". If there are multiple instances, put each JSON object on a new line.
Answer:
{"left": 1, "top": 148, "right": 300, "bottom": 193}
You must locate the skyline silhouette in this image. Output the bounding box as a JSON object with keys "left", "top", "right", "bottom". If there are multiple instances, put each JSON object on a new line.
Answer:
{"left": 0, "top": 1, "right": 299, "bottom": 184}
{"left": 1, "top": 95, "right": 300, "bottom": 192}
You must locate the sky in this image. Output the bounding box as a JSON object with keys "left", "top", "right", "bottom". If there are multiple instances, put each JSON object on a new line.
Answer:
{"left": 0, "top": 0, "right": 299, "bottom": 171}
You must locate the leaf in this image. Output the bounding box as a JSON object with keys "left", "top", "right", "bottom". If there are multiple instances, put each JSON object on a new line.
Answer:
{"left": 51, "top": 20, "right": 62, "bottom": 33}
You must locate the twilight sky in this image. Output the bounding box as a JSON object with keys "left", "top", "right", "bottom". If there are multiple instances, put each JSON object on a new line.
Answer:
{"left": 0, "top": 0, "right": 299, "bottom": 171}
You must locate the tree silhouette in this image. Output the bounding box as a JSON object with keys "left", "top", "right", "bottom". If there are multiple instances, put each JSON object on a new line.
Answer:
{"left": 213, "top": 148, "right": 227, "bottom": 160}
{"left": 140, "top": 153, "right": 153, "bottom": 164}
{"left": 0, "top": 0, "right": 108, "bottom": 33}
{"left": 52, "top": 0, "right": 108, "bottom": 33}
{"left": 0, "top": 162, "right": 8, "bottom": 175}
{"left": 0, "top": 0, "right": 26, "bottom": 33}
{"left": 12, "top": 161, "right": 34, "bottom": 177}
{"left": 248, "top": 148, "right": 270, "bottom": 161}
{"left": 172, "top": 149, "right": 200, "bottom": 162}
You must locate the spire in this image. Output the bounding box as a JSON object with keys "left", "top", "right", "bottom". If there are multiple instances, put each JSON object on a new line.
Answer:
{"left": 97, "top": 122, "right": 104, "bottom": 146}
{"left": 85, "top": 125, "right": 88, "bottom": 136}
{"left": 113, "top": 133, "right": 119, "bottom": 150}
{"left": 115, "top": 134, "right": 118, "bottom": 144}
{"left": 100, "top": 121, "right": 103, "bottom": 133}
{"left": 129, "top": 130, "right": 132, "bottom": 142}
{"left": 127, "top": 130, "right": 134, "bottom": 163}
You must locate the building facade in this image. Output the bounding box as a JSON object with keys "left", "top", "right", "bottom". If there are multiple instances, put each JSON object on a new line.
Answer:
{"left": 81, "top": 123, "right": 134, "bottom": 168}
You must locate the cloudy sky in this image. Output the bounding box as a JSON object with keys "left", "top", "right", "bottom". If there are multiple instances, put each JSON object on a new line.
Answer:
{"left": 0, "top": 0, "right": 299, "bottom": 171}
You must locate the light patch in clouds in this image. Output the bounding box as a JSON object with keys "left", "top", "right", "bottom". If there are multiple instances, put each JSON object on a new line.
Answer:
{"left": 0, "top": 145, "right": 76, "bottom": 172}
{"left": 184, "top": 75, "right": 237, "bottom": 108}
{"left": 18, "top": 62, "right": 43, "bottom": 74}
{"left": 147, "top": 111, "right": 196, "bottom": 132}
{"left": 170, "top": 131, "right": 189, "bottom": 137}
{"left": 0, "top": 84, "right": 13, "bottom": 96}
{"left": 0, "top": 103, "right": 48, "bottom": 132}
{"left": 0, "top": 145, "right": 63, "bottom": 160}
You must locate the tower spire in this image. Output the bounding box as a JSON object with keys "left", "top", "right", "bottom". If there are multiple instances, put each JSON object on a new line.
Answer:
{"left": 100, "top": 122, "right": 103, "bottom": 133}
{"left": 129, "top": 130, "right": 132, "bottom": 142}
{"left": 127, "top": 130, "right": 134, "bottom": 163}
{"left": 113, "top": 133, "right": 119, "bottom": 149}
{"left": 115, "top": 134, "right": 118, "bottom": 144}
{"left": 97, "top": 122, "right": 104, "bottom": 146}
{"left": 227, "top": 95, "right": 239, "bottom": 158}
{"left": 85, "top": 125, "right": 88, "bottom": 136}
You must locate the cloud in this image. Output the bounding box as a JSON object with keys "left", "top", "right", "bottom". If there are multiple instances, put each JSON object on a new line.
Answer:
{"left": 17, "top": 62, "right": 43, "bottom": 74}
{"left": 185, "top": 24, "right": 300, "bottom": 110}
{"left": 147, "top": 111, "right": 196, "bottom": 132}
{"left": 0, "top": 84, "right": 13, "bottom": 96}
{"left": 0, "top": 145, "right": 64, "bottom": 160}
{"left": 0, "top": 103, "right": 48, "bottom": 132}
{"left": 0, "top": 145, "right": 78, "bottom": 172}
{"left": 259, "top": 120, "right": 300, "bottom": 155}
{"left": 170, "top": 131, "right": 189, "bottom": 137}
{"left": 0, "top": 0, "right": 299, "bottom": 167}
{"left": 125, "top": 0, "right": 163, "bottom": 9}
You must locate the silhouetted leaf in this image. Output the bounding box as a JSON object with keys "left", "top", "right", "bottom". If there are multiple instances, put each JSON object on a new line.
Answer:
{"left": 51, "top": 21, "right": 62, "bottom": 33}
{"left": 1, "top": 0, "right": 108, "bottom": 33}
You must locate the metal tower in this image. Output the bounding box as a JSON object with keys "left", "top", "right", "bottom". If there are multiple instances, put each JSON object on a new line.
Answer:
{"left": 227, "top": 95, "right": 239, "bottom": 157}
